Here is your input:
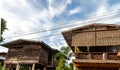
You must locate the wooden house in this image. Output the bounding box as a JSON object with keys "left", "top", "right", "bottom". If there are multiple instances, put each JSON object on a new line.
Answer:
{"left": 1, "top": 39, "right": 58, "bottom": 70}
{"left": 62, "top": 23, "right": 120, "bottom": 70}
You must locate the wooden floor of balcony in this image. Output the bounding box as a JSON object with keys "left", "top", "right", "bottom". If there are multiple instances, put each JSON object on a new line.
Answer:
{"left": 73, "top": 59, "right": 120, "bottom": 63}
{"left": 73, "top": 60, "right": 120, "bottom": 69}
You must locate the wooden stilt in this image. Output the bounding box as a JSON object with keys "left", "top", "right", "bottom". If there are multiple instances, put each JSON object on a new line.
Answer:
{"left": 29, "top": 66, "right": 31, "bottom": 70}
{"left": 74, "top": 66, "right": 76, "bottom": 70}
{"left": 16, "top": 63, "right": 20, "bottom": 70}
{"left": 2, "top": 62, "right": 6, "bottom": 70}
{"left": 32, "top": 64, "right": 35, "bottom": 70}
{"left": 43, "top": 66, "right": 46, "bottom": 70}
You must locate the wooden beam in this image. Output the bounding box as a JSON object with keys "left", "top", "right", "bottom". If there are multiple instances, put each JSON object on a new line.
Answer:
{"left": 73, "top": 62, "right": 120, "bottom": 68}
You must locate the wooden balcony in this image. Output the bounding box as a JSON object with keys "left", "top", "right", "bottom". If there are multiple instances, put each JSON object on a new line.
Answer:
{"left": 74, "top": 52, "right": 120, "bottom": 60}
{"left": 73, "top": 52, "right": 120, "bottom": 64}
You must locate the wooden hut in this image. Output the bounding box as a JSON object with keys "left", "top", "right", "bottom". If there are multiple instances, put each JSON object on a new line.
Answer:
{"left": 62, "top": 23, "right": 120, "bottom": 70}
{"left": 1, "top": 39, "right": 58, "bottom": 70}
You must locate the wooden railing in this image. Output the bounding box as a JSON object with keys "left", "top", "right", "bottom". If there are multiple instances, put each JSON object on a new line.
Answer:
{"left": 74, "top": 52, "right": 120, "bottom": 60}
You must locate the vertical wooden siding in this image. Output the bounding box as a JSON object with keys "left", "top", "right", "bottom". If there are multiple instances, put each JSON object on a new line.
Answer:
{"left": 72, "top": 31, "right": 95, "bottom": 46}
{"left": 72, "top": 30, "right": 120, "bottom": 46}
{"left": 6, "top": 45, "right": 41, "bottom": 61}
{"left": 39, "top": 48, "right": 48, "bottom": 64}
{"left": 96, "top": 30, "right": 120, "bottom": 46}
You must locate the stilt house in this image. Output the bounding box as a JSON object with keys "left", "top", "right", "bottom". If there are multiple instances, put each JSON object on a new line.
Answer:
{"left": 62, "top": 23, "right": 120, "bottom": 70}
{"left": 1, "top": 39, "right": 58, "bottom": 70}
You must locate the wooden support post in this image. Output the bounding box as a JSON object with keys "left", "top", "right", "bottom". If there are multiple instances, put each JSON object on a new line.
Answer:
{"left": 43, "top": 66, "right": 46, "bottom": 70}
{"left": 74, "top": 66, "right": 76, "bottom": 70}
{"left": 75, "top": 46, "right": 77, "bottom": 53}
{"left": 29, "top": 66, "right": 31, "bottom": 70}
{"left": 103, "top": 53, "right": 106, "bottom": 60}
{"left": 88, "top": 53, "right": 91, "bottom": 59}
{"left": 16, "top": 63, "right": 20, "bottom": 70}
{"left": 32, "top": 64, "right": 35, "bottom": 70}
{"left": 2, "top": 62, "right": 6, "bottom": 70}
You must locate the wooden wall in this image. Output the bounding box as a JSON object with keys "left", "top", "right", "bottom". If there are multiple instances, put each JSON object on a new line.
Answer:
{"left": 72, "top": 30, "right": 120, "bottom": 46}
{"left": 39, "top": 48, "right": 49, "bottom": 64}
{"left": 6, "top": 45, "right": 41, "bottom": 63}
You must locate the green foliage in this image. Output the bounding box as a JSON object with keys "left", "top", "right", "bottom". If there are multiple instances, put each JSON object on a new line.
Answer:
{"left": 0, "top": 62, "right": 2, "bottom": 70}
{"left": 5, "top": 68, "right": 10, "bottom": 70}
{"left": 0, "top": 18, "right": 7, "bottom": 42}
{"left": 76, "top": 47, "right": 81, "bottom": 53}
{"left": 56, "top": 57, "right": 66, "bottom": 70}
{"left": 20, "top": 66, "right": 30, "bottom": 70}
{"left": 68, "top": 63, "right": 73, "bottom": 70}
{"left": 87, "top": 46, "right": 90, "bottom": 52}
{"left": 0, "top": 62, "right": 10, "bottom": 70}
{"left": 55, "top": 46, "right": 73, "bottom": 70}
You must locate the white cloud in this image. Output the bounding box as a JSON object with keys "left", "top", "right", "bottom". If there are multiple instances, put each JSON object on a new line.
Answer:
{"left": 96, "top": 2, "right": 120, "bottom": 24}
{"left": 96, "top": 6, "right": 108, "bottom": 16}
{"left": 1, "top": 0, "right": 73, "bottom": 51}
{"left": 1, "top": 0, "right": 72, "bottom": 40}
{"left": 47, "top": 0, "right": 72, "bottom": 17}
{"left": 87, "top": 0, "right": 120, "bottom": 24}
{"left": 1, "top": 0, "right": 53, "bottom": 39}
{"left": 69, "top": 7, "right": 82, "bottom": 15}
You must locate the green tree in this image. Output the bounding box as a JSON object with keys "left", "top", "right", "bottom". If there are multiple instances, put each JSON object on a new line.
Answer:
{"left": 68, "top": 63, "right": 73, "bottom": 70}
{"left": 55, "top": 46, "right": 73, "bottom": 70}
{"left": 0, "top": 18, "right": 7, "bottom": 42}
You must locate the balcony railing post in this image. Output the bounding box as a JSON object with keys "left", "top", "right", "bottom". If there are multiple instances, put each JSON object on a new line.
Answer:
{"left": 103, "top": 53, "right": 107, "bottom": 60}
{"left": 88, "top": 53, "right": 91, "bottom": 59}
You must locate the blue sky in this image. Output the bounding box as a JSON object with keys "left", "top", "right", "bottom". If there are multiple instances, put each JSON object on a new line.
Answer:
{"left": 0, "top": 0, "right": 120, "bottom": 52}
